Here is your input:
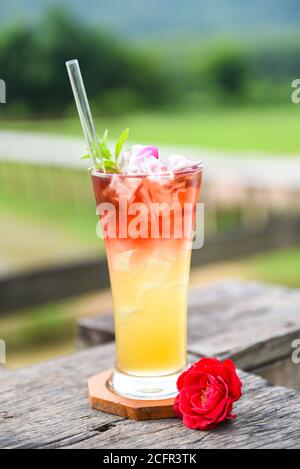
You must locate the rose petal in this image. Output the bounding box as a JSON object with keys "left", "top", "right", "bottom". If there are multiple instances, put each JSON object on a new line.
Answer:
{"left": 173, "top": 357, "right": 242, "bottom": 432}
{"left": 137, "top": 146, "right": 159, "bottom": 159}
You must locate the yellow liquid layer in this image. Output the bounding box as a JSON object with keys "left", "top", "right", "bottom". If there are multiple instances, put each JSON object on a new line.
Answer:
{"left": 108, "top": 241, "right": 191, "bottom": 376}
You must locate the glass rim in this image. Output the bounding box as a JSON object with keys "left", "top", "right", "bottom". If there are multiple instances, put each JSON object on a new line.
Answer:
{"left": 91, "top": 160, "right": 203, "bottom": 179}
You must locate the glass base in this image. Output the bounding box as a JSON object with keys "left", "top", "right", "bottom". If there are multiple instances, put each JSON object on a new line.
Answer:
{"left": 108, "top": 366, "right": 188, "bottom": 400}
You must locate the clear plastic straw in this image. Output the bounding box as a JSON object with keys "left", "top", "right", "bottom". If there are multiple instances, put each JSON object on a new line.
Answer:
{"left": 66, "top": 59, "right": 105, "bottom": 172}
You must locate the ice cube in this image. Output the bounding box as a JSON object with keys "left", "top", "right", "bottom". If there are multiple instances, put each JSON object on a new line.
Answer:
{"left": 143, "top": 178, "right": 175, "bottom": 205}
{"left": 109, "top": 175, "right": 141, "bottom": 203}
{"left": 145, "top": 252, "right": 173, "bottom": 283}
{"left": 118, "top": 306, "right": 140, "bottom": 320}
{"left": 112, "top": 249, "right": 137, "bottom": 272}
{"left": 166, "top": 154, "right": 198, "bottom": 172}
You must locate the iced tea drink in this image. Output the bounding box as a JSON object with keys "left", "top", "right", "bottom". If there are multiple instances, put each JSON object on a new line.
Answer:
{"left": 92, "top": 167, "right": 202, "bottom": 399}
{"left": 65, "top": 60, "right": 202, "bottom": 398}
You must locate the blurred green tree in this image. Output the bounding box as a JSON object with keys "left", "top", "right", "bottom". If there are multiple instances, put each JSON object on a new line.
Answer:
{"left": 0, "top": 8, "right": 171, "bottom": 116}
{"left": 203, "top": 45, "right": 250, "bottom": 100}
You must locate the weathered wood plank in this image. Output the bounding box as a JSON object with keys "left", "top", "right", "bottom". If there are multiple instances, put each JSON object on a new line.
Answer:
{"left": 256, "top": 358, "right": 300, "bottom": 392}
{"left": 78, "top": 280, "right": 300, "bottom": 376}
{"left": 77, "top": 313, "right": 114, "bottom": 349}
{"left": 0, "top": 344, "right": 119, "bottom": 449}
{"left": 0, "top": 343, "right": 300, "bottom": 449}
{"left": 188, "top": 282, "right": 300, "bottom": 372}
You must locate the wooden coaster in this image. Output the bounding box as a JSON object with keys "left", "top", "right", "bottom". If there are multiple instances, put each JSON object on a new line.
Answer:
{"left": 88, "top": 369, "right": 176, "bottom": 420}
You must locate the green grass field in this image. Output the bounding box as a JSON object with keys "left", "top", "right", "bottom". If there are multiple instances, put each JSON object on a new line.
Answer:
{"left": 1, "top": 105, "right": 300, "bottom": 154}
{"left": 244, "top": 245, "right": 300, "bottom": 288}
{"left": 0, "top": 162, "right": 100, "bottom": 245}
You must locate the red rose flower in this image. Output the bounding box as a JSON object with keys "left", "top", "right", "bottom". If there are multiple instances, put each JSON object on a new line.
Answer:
{"left": 174, "top": 358, "right": 242, "bottom": 431}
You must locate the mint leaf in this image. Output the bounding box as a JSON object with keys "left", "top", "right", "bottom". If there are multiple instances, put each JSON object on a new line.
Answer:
{"left": 99, "top": 142, "right": 113, "bottom": 160}
{"left": 81, "top": 127, "right": 129, "bottom": 173}
{"left": 102, "top": 160, "right": 118, "bottom": 171}
{"left": 115, "top": 128, "right": 129, "bottom": 160}
{"left": 99, "top": 129, "right": 114, "bottom": 162}
{"left": 102, "top": 128, "right": 109, "bottom": 145}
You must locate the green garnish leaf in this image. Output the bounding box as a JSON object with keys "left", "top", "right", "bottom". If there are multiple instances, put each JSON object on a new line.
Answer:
{"left": 99, "top": 142, "right": 112, "bottom": 160}
{"left": 99, "top": 128, "right": 113, "bottom": 162}
{"left": 81, "top": 127, "right": 129, "bottom": 173}
{"left": 80, "top": 154, "right": 90, "bottom": 160}
{"left": 102, "top": 128, "right": 109, "bottom": 145}
{"left": 115, "top": 128, "right": 129, "bottom": 160}
{"left": 102, "top": 161, "right": 118, "bottom": 170}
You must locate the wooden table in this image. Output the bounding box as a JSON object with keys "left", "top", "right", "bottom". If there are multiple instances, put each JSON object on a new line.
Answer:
{"left": 1, "top": 280, "right": 300, "bottom": 449}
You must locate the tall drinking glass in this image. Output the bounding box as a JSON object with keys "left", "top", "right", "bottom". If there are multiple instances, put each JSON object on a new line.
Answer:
{"left": 92, "top": 166, "right": 202, "bottom": 399}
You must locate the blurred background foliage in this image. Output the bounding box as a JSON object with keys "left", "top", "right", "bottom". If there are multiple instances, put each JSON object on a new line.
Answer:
{"left": 0, "top": 9, "right": 171, "bottom": 116}
{"left": 0, "top": 8, "right": 299, "bottom": 118}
